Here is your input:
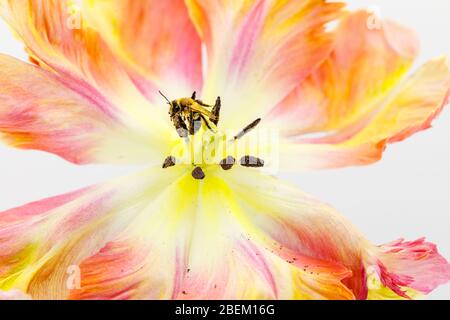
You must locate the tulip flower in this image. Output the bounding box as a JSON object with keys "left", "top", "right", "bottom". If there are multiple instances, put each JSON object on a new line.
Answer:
{"left": 0, "top": 0, "right": 448, "bottom": 300}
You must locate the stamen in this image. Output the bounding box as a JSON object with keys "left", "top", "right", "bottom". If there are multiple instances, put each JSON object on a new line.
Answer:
{"left": 192, "top": 167, "right": 206, "bottom": 180}
{"left": 162, "top": 156, "right": 176, "bottom": 168}
{"left": 220, "top": 156, "right": 236, "bottom": 170}
{"left": 211, "top": 97, "right": 221, "bottom": 126}
{"left": 233, "top": 118, "right": 261, "bottom": 140}
{"left": 240, "top": 155, "right": 264, "bottom": 168}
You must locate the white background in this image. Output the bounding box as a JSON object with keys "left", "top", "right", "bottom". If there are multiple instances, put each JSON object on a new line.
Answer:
{"left": 0, "top": 0, "right": 449, "bottom": 299}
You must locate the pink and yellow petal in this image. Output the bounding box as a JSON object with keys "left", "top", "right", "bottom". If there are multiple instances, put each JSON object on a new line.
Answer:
{"left": 271, "top": 11, "right": 449, "bottom": 172}
{"left": 279, "top": 56, "right": 449, "bottom": 171}
{"left": 221, "top": 168, "right": 364, "bottom": 298}
{"left": 68, "top": 241, "right": 154, "bottom": 300}
{"left": 271, "top": 10, "right": 420, "bottom": 135}
{"left": 69, "top": 174, "right": 198, "bottom": 300}
{"left": 220, "top": 169, "right": 450, "bottom": 299}
{"left": 349, "top": 56, "right": 450, "bottom": 144}
{"left": 0, "top": 166, "right": 185, "bottom": 298}
{"left": 178, "top": 171, "right": 355, "bottom": 300}
{"left": 0, "top": 0, "right": 119, "bottom": 89}
{"left": 186, "top": 0, "right": 344, "bottom": 130}
{"left": 368, "top": 238, "right": 450, "bottom": 299}
{"left": 67, "top": 172, "right": 353, "bottom": 300}
{"left": 0, "top": 0, "right": 169, "bottom": 127}
{"left": 1, "top": 167, "right": 448, "bottom": 299}
{"left": 0, "top": 55, "right": 172, "bottom": 164}
{"left": 69, "top": 174, "right": 281, "bottom": 300}
{"left": 82, "top": 0, "right": 203, "bottom": 97}
{"left": 278, "top": 141, "right": 385, "bottom": 171}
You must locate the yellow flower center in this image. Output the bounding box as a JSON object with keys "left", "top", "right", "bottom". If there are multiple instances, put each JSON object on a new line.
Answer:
{"left": 160, "top": 93, "right": 264, "bottom": 179}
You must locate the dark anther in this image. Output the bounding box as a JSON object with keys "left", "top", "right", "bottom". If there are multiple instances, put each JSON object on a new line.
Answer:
{"left": 220, "top": 156, "right": 236, "bottom": 170}
{"left": 233, "top": 118, "right": 261, "bottom": 140}
{"left": 162, "top": 156, "right": 176, "bottom": 168}
{"left": 192, "top": 167, "right": 205, "bottom": 180}
{"left": 211, "top": 97, "right": 221, "bottom": 126}
{"left": 240, "top": 155, "right": 264, "bottom": 168}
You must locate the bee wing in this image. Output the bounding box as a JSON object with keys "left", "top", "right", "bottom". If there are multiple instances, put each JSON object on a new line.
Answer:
{"left": 189, "top": 103, "right": 216, "bottom": 119}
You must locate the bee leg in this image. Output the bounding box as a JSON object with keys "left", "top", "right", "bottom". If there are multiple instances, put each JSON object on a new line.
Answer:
{"left": 188, "top": 111, "right": 202, "bottom": 135}
{"left": 211, "top": 96, "right": 221, "bottom": 126}
{"left": 172, "top": 114, "right": 188, "bottom": 138}
{"left": 200, "top": 114, "right": 214, "bottom": 132}
{"left": 193, "top": 113, "right": 202, "bottom": 134}
{"left": 188, "top": 110, "right": 195, "bottom": 135}
{"left": 191, "top": 91, "right": 196, "bottom": 100}
{"left": 194, "top": 99, "right": 211, "bottom": 108}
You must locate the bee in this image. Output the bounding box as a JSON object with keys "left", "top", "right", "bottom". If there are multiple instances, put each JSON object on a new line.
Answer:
{"left": 159, "top": 91, "right": 221, "bottom": 138}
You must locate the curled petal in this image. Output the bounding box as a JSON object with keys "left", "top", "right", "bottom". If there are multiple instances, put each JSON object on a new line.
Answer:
{"left": 273, "top": 11, "right": 449, "bottom": 171}
{"left": 349, "top": 56, "right": 450, "bottom": 144}
{"left": 272, "top": 10, "right": 419, "bottom": 135}
{"left": 367, "top": 238, "right": 450, "bottom": 299}
{"left": 0, "top": 55, "right": 172, "bottom": 164}
{"left": 186, "top": 0, "right": 344, "bottom": 129}
{"left": 279, "top": 56, "right": 449, "bottom": 171}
